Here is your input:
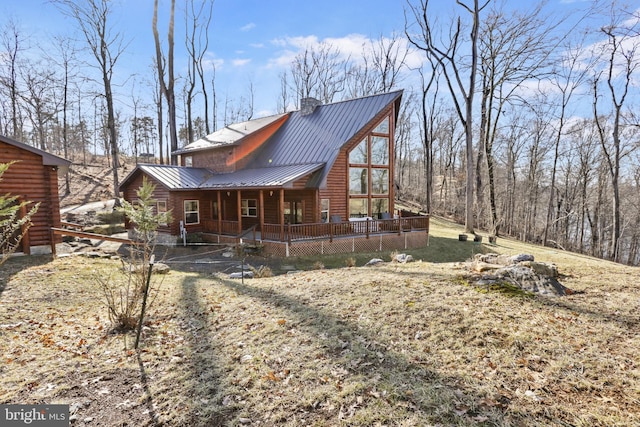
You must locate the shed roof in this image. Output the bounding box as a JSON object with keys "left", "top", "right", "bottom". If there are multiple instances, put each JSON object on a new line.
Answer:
{"left": 123, "top": 163, "right": 324, "bottom": 191}
{"left": 0, "top": 134, "right": 71, "bottom": 169}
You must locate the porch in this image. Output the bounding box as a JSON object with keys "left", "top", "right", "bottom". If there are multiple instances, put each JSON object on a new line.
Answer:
{"left": 195, "top": 215, "right": 430, "bottom": 257}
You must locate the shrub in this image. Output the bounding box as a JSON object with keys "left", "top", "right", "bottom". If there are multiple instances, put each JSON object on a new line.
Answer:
{"left": 250, "top": 265, "right": 273, "bottom": 278}
{"left": 345, "top": 257, "right": 356, "bottom": 267}
{"left": 96, "top": 177, "right": 171, "bottom": 336}
{"left": 313, "top": 261, "right": 325, "bottom": 270}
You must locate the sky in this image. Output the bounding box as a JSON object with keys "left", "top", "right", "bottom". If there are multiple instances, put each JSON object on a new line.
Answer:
{"left": 0, "top": 0, "right": 616, "bottom": 124}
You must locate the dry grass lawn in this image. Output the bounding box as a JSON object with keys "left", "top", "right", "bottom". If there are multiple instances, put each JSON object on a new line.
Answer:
{"left": 1, "top": 217, "right": 639, "bottom": 426}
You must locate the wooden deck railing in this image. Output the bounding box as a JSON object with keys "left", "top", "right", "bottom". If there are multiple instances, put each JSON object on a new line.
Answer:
{"left": 261, "top": 216, "right": 429, "bottom": 243}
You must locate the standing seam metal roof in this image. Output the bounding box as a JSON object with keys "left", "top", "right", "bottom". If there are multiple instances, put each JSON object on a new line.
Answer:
{"left": 247, "top": 91, "right": 402, "bottom": 169}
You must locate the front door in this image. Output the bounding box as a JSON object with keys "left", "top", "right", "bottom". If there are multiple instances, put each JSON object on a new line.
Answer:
{"left": 283, "top": 201, "right": 303, "bottom": 224}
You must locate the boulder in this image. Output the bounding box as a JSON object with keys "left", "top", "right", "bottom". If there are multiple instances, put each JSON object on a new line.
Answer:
{"left": 394, "top": 253, "right": 414, "bottom": 263}
{"left": 365, "top": 258, "right": 385, "bottom": 266}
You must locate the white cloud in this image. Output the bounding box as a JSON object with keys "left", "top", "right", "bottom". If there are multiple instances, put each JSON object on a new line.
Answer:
{"left": 250, "top": 43, "right": 265, "bottom": 48}
{"left": 232, "top": 58, "right": 251, "bottom": 67}
{"left": 241, "top": 23, "right": 256, "bottom": 32}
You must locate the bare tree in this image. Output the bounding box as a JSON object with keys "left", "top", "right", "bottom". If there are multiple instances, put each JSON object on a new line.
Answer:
{"left": 592, "top": 10, "right": 639, "bottom": 262}
{"left": 542, "top": 37, "right": 594, "bottom": 246}
{"left": 348, "top": 33, "right": 408, "bottom": 97}
{"left": 290, "top": 43, "right": 348, "bottom": 105}
{"left": 186, "top": 0, "right": 214, "bottom": 135}
{"left": 46, "top": 35, "right": 78, "bottom": 194}
{"left": 153, "top": 0, "right": 179, "bottom": 165}
{"left": 406, "top": 0, "right": 490, "bottom": 234}
{"left": 20, "top": 65, "right": 59, "bottom": 151}
{"left": 0, "top": 18, "right": 26, "bottom": 140}
{"left": 477, "top": 3, "right": 562, "bottom": 237}
{"left": 54, "top": 0, "right": 127, "bottom": 201}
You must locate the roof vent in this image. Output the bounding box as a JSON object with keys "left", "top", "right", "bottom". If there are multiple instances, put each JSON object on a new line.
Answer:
{"left": 300, "top": 97, "right": 322, "bottom": 116}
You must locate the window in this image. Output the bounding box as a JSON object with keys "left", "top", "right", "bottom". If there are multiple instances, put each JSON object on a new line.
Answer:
{"left": 372, "top": 198, "right": 389, "bottom": 219}
{"left": 241, "top": 199, "right": 257, "bottom": 217}
{"left": 347, "top": 114, "right": 392, "bottom": 220}
{"left": 321, "top": 199, "right": 330, "bottom": 223}
{"left": 157, "top": 200, "right": 168, "bottom": 226}
{"left": 371, "top": 169, "right": 389, "bottom": 194}
{"left": 373, "top": 117, "right": 389, "bottom": 134}
{"left": 184, "top": 155, "right": 193, "bottom": 167}
{"left": 184, "top": 200, "right": 199, "bottom": 224}
{"left": 371, "top": 136, "right": 389, "bottom": 165}
{"left": 349, "top": 138, "right": 368, "bottom": 164}
{"left": 349, "top": 199, "right": 368, "bottom": 218}
{"left": 349, "top": 168, "right": 368, "bottom": 195}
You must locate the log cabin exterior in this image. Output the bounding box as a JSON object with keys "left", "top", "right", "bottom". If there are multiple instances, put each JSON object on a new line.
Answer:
{"left": 0, "top": 135, "right": 70, "bottom": 255}
{"left": 119, "top": 91, "right": 429, "bottom": 256}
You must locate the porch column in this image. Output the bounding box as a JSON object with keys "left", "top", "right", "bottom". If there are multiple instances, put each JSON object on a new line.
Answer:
{"left": 216, "top": 191, "right": 222, "bottom": 233}
{"left": 237, "top": 190, "right": 242, "bottom": 234}
{"left": 259, "top": 190, "right": 265, "bottom": 235}
{"left": 279, "top": 188, "right": 285, "bottom": 242}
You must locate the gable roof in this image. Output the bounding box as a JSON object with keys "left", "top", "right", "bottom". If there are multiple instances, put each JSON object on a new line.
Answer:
{"left": 120, "top": 90, "right": 403, "bottom": 192}
{"left": 247, "top": 90, "right": 402, "bottom": 170}
{"left": 173, "top": 113, "right": 289, "bottom": 155}
{"left": 0, "top": 134, "right": 71, "bottom": 169}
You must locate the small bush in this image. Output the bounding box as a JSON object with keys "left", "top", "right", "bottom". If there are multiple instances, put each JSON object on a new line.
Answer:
{"left": 345, "top": 257, "right": 356, "bottom": 267}
{"left": 313, "top": 261, "right": 325, "bottom": 270}
{"left": 250, "top": 265, "right": 273, "bottom": 278}
{"left": 389, "top": 250, "right": 400, "bottom": 262}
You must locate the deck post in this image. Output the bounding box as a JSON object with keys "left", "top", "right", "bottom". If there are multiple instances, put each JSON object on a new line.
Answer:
{"left": 259, "top": 190, "right": 265, "bottom": 238}
{"left": 237, "top": 190, "right": 242, "bottom": 235}
{"left": 279, "top": 189, "right": 285, "bottom": 242}
{"left": 216, "top": 191, "right": 222, "bottom": 233}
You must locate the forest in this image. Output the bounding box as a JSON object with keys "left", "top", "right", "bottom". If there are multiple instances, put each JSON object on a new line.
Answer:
{"left": 1, "top": 0, "right": 639, "bottom": 265}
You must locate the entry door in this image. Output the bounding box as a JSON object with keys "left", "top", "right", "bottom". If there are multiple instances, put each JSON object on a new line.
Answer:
{"left": 283, "top": 201, "right": 303, "bottom": 224}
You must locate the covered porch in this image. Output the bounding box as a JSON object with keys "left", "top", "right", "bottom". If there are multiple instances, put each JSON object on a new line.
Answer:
{"left": 181, "top": 187, "right": 429, "bottom": 257}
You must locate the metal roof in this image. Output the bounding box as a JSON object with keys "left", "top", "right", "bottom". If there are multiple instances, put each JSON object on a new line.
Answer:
{"left": 200, "top": 163, "right": 324, "bottom": 189}
{"left": 126, "top": 163, "right": 324, "bottom": 191}
{"left": 174, "top": 113, "right": 288, "bottom": 155}
{"left": 135, "top": 164, "right": 213, "bottom": 190}
{"left": 121, "top": 91, "right": 403, "bottom": 192}
{"left": 246, "top": 90, "right": 403, "bottom": 170}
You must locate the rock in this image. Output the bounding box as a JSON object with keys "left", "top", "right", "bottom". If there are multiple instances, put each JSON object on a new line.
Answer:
{"left": 229, "top": 271, "right": 254, "bottom": 279}
{"left": 520, "top": 261, "right": 557, "bottom": 278}
{"left": 365, "top": 258, "right": 385, "bottom": 266}
{"left": 510, "top": 253, "right": 535, "bottom": 263}
{"left": 471, "top": 261, "right": 501, "bottom": 272}
{"left": 394, "top": 253, "right": 414, "bottom": 263}
{"left": 152, "top": 262, "right": 170, "bottom": 274}
{"left": 494, "top": 265, "right": 568, "bottom": 296}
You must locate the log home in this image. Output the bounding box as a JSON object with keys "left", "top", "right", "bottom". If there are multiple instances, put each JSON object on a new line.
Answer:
{"left": 119, "top": 90, "right": 429, "bottom": 256}
{"left": 0, "top": 135, "right": 70, "bottom": 255}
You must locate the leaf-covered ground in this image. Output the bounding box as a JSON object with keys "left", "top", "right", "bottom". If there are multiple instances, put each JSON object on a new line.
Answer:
{"left": 1, "top": 219, "right": 639, "bottom": 426}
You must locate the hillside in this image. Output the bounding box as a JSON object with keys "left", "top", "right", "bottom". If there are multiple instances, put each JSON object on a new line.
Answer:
{"left": 1, "top": 215, "right": 638, "bottom": 426}
{"left": 58, "top": 156, "right": 133, "bottom": 208}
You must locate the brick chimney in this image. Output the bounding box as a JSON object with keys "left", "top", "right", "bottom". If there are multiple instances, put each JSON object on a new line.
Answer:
{"left": 300, "top": 97, "right": 322, "bottom": 116}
